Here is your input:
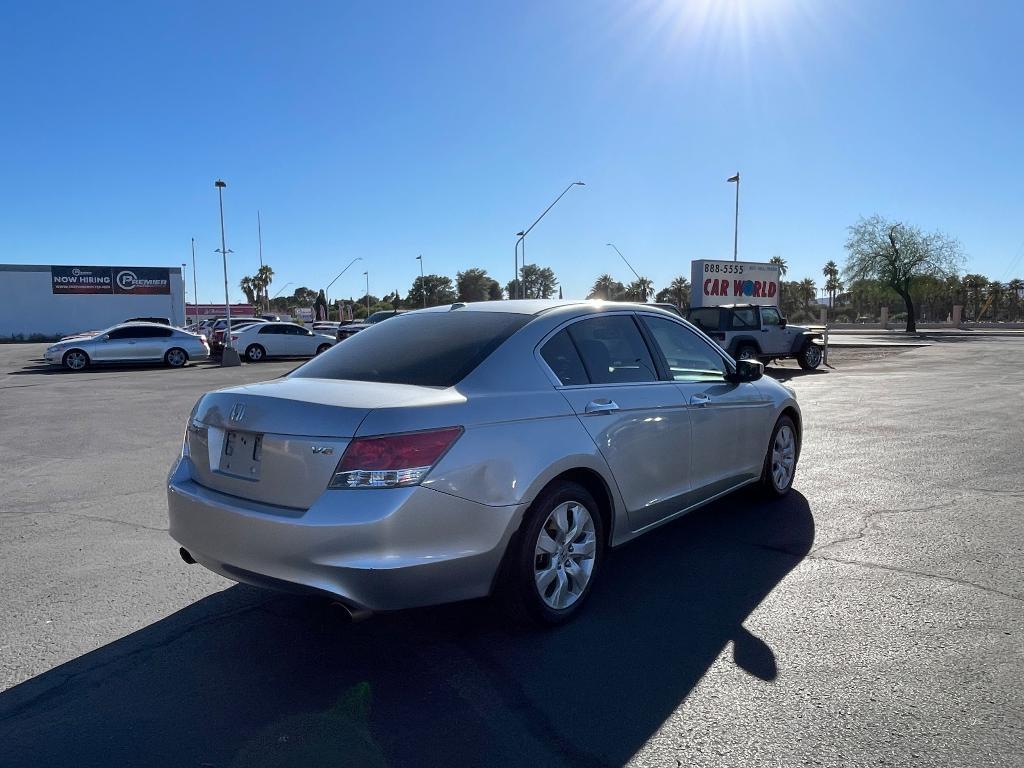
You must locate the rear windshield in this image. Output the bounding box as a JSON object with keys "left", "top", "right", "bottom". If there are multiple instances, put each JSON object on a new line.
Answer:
{"left": 688, "top": 308, "right": 721, "bottom": 331}
{"left": 291, "top": 311, "right": 532, "bottom": 387}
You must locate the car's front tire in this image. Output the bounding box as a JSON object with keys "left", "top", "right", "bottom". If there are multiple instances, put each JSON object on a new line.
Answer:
{"left": 245, "top": 344, "right": 265, "bottom": 362}
{"left": 316, "top": 343, "right": 332, "bottom": 355}
{"left": 499, "top": 480, "right": 605, "bottom": 626}
{"left": 797, "top": 341, "right": 822, "bottom": 370}
{"left": 760, "top": 415, "right": 799, "bottom": 497}
{"left": 735, "top": 343, "right": 759, "bottom": 362}
{"left": 62, "top": 349, "right": 89, "bottom": 372}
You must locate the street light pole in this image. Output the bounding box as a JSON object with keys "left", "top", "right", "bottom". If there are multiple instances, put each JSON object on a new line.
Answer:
{"left": 190, "top": 237, "right": 199, "bottom": 315}
{"left": 514, "top": 181, "right": 585, "bottom": 300}
{"left": 606, "top": 243, "right": 642, "bottom": 282}
{"left": 364, "top": 271, "right": 370, "bottom": 316}
{"left": 325, "top": 257, "right": 363, "bottom": 316}
{"left": 727, "top": 173, "right": 740, "bottom": 261}
{"left": 214, "top": 179, "right": 240, "bottom": 366}
{"left": 257, "top": 210, "right": 264, "bottom": 268}
{"left": 416, "top": 254, "right": 425, "bottom": 307}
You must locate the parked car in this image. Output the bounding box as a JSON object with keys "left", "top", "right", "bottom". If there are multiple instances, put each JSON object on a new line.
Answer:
{"left": 230, "top": 321, "right": 337, "bottom": 361}
{"left": 687, "top": 303, "right": 823, "bottom": 369}
{"left": 210, "top": 318, "right": 268, "bottom": 352}
{"left": 169, "top": 300, "right": 801, "bottom": 625}
{"left": 312, "top": 321, "right": 342, "bottom": 332}
{"left": 44, "top": 323, "right": 209, "bottom": 371}
{"left": 336, "top": 309, "right": 406, "bottom": 341}
{"left": 124, "top": 316, "right": 171, "bottom": 326}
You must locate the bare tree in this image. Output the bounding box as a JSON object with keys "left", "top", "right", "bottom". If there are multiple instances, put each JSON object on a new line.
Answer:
{"left": 845, "top": 215, "right": 965, "bottom": 333}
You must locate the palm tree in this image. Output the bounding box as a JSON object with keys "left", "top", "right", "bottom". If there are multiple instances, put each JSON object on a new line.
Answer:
{"left": 589, "top": 274, "right": 623, "bottom": 300}
{"left": 798, "top": 278, "right": 817, "bottom": 314}
{"left": 961, "top": 274, "right": 989, "bottom": 320}
{"left": 655, "top": 276, "right": 690, "bottom": 309}
{"left": 1007, "top": 278, "right": 1024, "bottom": 322}
{"left": 770, "top": 256, "right": 788, "bottom": 277}
{"left": 254, "top": 264, "right": 275, "bottom": 311}
{"left": 822, "top": 260, "right": 843, "bottom": 309}
{"left": 626, "top": 277, "right": 654, "bottom": 302}
{"left": 239, "top": 276, "right": 256, "bottom": 305}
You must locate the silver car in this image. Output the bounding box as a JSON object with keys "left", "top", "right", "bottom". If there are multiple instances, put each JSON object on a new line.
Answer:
{"left": 45, "top": 322, "right": 210, "bottom": 371}
{"left": 168, "top": 301, "right": 801, "bottom": 624}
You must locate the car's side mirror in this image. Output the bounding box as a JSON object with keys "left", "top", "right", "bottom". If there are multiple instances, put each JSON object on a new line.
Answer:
{"left": 780, "top": 318, "right": 787, "bottom": 328}
{"left": 727, "top": 358, "right": 763, "bottom": 383}
{"left": 100, "top": 335, "right": 110, "bottom": 342}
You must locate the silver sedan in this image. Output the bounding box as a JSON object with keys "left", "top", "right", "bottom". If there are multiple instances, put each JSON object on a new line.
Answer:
{"left": 44, "top": 323, "right": 210, "bottom": 371}
{"left": 167, "top": 301, "right": 801, "bottom": 624}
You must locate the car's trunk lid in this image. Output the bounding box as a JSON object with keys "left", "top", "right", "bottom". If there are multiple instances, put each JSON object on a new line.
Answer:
{"left": 187, "top": 377, "right": 461, "bottom": 509}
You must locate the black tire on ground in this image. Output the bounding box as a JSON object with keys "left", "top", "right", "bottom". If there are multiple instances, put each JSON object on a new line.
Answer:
{"left": 759, "top": 414, "right": 799, "bottom": 498}
{"left": 245, "top": 344, "right": 265, "bottom": 362}
{"left": 164, "top": 347, "right": 188, "bottom": 368}
{"left": 735, "top": 344, "right": 759, "bottom": 362}
{"left": 62, "top": 349, "right": 90, "bottom": 372}
{"left": 797, "top": 342, "right": 823, "bottom": 370}
{"left": 497, "top": 480, "right": 605, "bottom": 627}
{"left": 316, "top": 343, "right": 332, "bottom": 355}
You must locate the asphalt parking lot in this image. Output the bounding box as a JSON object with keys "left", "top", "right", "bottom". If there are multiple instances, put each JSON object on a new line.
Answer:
{"left": 1, "top": 339, "right": 1021, "bottom": 768}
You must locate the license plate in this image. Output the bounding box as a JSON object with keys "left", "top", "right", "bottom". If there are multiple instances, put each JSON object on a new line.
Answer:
{"left": 220, "top": 430, "right": 263, "bottom": 479}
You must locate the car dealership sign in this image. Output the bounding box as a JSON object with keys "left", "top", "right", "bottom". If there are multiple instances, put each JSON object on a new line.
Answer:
{"left": 690, "top": 259, "right": 781, "bottom": 308}
{"left": 51, "top": 266, "right": 171, "bottom": 295}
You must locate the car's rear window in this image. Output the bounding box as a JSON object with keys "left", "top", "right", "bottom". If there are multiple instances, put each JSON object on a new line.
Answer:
{"left": 291, "top": 311, "right": 532, "bottom": 387}
{"left": 688, "top": 308, "right": 721, "bottom": 331}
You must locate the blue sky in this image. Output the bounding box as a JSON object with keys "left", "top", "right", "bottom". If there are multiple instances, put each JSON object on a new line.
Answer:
{"left": 2, "top": 0, "right": 1022, "bottom": 303}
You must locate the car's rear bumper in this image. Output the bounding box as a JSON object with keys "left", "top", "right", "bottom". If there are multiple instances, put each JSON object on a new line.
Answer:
{"left": 167, "top": 457, "right": 524, "bottom": 611}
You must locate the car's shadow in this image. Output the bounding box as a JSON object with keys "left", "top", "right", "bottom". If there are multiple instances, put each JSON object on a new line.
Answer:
{"left": 0, "top": 491, "right": 814, "bottom": 768}
{"left": 765, "top": 365, "right": 830, "bottom": 383}
{"left": 6, "top": 360, "right": 216, "bottom": 376}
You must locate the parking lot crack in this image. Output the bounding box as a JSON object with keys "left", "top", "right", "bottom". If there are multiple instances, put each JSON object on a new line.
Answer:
{"left": 810, "top": 501, "right": 957, "bottom": 555}
{"left": 807, "top": 554, "right": 1023, "bottom": 604}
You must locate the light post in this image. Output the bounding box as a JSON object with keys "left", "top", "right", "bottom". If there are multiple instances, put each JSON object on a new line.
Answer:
{"left": 605, "top": 243, "right": 642, "bottom": 282}
{"left": 514, "top": 181, "right": 585, "bottom": 299}
{"left": 416, "top": 254, "right": 425, "bottom": 307}
{"left": 181, "top": 262, "right": 188, "bottom": 320}
{"left": 214, "top": 179, "right": 240, "bottom": 366}
{"left": 325, "top": 257, "right": 363, "bottom": 318}
{"left": 363, "top": 271, "right": 370, "bottom": 316}
{"left": 727, "top": 173, "right": 740, "bottom": 261}
{"left": 190, "top": 237, "right": 199, "bottom": 313}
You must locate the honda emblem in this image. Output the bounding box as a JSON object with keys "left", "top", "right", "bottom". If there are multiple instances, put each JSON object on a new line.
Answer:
{"left": 229, "top": 403, "right": 246, "bottom": 422}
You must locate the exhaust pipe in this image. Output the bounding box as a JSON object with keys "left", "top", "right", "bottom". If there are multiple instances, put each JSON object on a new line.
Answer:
{"left": 179, "top": 547, "right": 197, "bottom": 565}
{"left": 329, "top": 600, "right": 373, "bottom": 623}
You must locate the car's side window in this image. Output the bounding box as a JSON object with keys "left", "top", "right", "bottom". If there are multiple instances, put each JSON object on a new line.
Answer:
{"left": 567, "top": 316, "right": 658, "bottom": 385}
{"left": 731, "top": 308, "right": 758, "bottom": 329}
{"left": 688, "top": 308, "right": 720, "bottom": 331}
{"left": 641, "top": 316, "right": 728, "bottom": 381}
{"left": 152, "top": 328, "right": 174, "bottom": 338}
{"left": 761, "top": 307, "right": 782, "bottom": 326}
{"left": 259, "top": 325, "right": 281, "bottom": 335}
{"left": 107, "top": 328, "right": 136, "bottom": 340}
{"left": 540, "top": 329, "right": 589, "bottom": 386}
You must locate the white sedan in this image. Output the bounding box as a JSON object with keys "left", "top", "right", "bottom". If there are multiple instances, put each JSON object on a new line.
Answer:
{"left": 230, "top": 322, "right": 337, "bottom": 362}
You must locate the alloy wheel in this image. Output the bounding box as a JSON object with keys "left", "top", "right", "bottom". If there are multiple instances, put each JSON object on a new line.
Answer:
{"left": 534, "top": 501, "right": 597, "bottom": 610}
{"left": 772, "top": 425, "right": 797, "bottom": 491}
{"left": 65, "top": 351, "right": 87, "bottom": 370}
{"left": 166, "top": 349, "right": 186, "bottom": 367}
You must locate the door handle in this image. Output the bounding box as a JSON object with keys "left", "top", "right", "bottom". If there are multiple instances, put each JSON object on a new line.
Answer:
{"left": 690, "top": 393, "right": 711, "bottom": 407}
{"left": 584, "top": 399, "right": 620, "bottom": 415}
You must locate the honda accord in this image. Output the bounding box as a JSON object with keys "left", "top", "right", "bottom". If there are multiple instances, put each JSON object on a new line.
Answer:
{"left": 167, "top": 300, "right": 801, "bottom": 624}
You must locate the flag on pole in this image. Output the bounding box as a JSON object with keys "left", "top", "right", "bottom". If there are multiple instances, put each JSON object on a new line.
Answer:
{"left": 727, "top": 173, "right": 740, "bottom": 183}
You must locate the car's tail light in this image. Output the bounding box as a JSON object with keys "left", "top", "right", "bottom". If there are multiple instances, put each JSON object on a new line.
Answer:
{"left": 329, "top": 427, "right": 463, "bottom": 489}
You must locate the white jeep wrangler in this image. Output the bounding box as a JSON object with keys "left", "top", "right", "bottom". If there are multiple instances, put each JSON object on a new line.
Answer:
{"left": 687, "top": 303, "right": 823, "bottom": 370}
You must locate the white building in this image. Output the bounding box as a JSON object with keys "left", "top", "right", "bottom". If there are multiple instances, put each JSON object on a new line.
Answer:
{"left": 0, "top": 264, "right": 186, "bottom": 337}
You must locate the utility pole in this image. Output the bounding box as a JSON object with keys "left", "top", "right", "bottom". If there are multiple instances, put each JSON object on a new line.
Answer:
{"left": 190, "top": 237, "right": 199, "bottom": 317}
{"left": 215, "top": 179, "right": 240, "bottom": 366}
{"left": 364, "top": 271, "right": 370, "bottom": 317}
{"left": 727, "top": 173, "right": 740, "bottom": 261}
{"left": 416, "top": 254, "right": 425, "bottom": 307}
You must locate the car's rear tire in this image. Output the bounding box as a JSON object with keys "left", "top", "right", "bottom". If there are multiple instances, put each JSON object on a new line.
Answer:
{"left": 736, "top": 344, "right": 758, "bottom": 362}
{"left": 316, "top": 343, "right": 332, "bottom": 355}
{"left": 245, "top": 344, "right": 265, "bottom": 362}
{"left": 62, "top": 349, "right": 89, "bottom": 372}
{"left": 498, "top": 480, "right": 605, "bottom": 626}
{"left": 797, "top": 342, "right": 822, "bottom": 370}
{"left": 760, "top": 415, "right": 799, "bottom": 497}
{"left": 164, "top": 347, "right": 188, "bottom": 368}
